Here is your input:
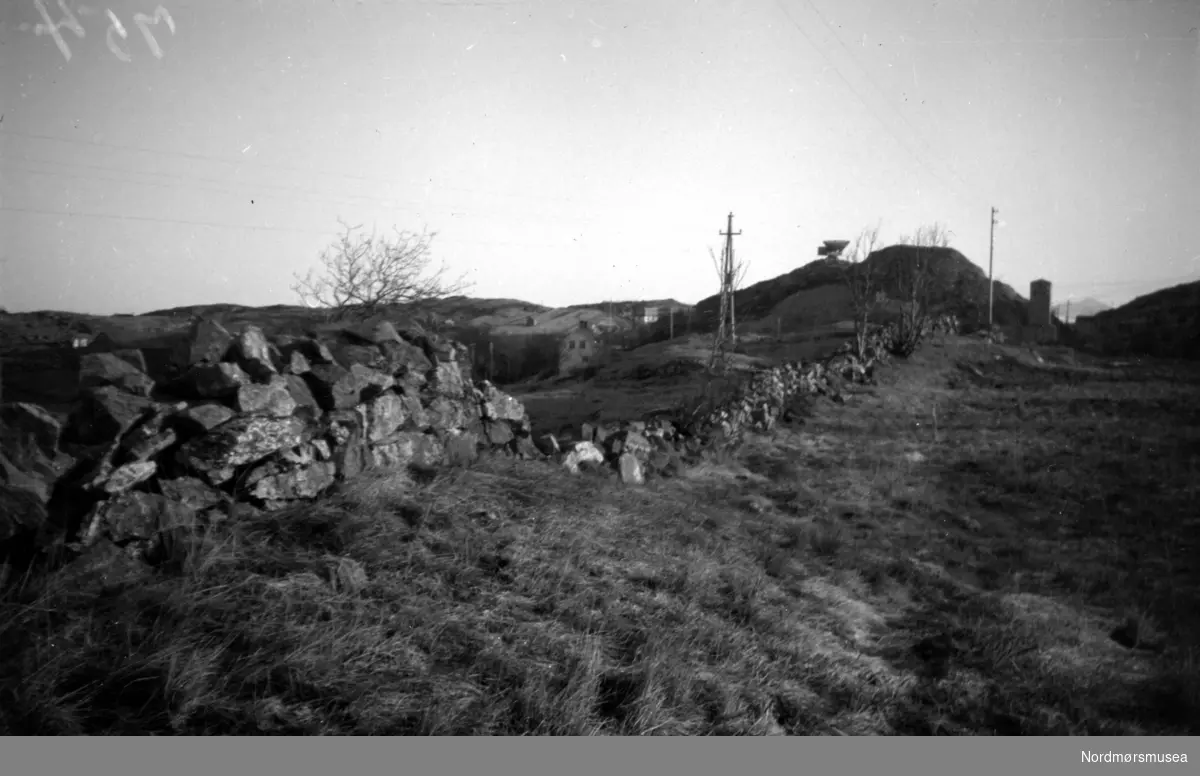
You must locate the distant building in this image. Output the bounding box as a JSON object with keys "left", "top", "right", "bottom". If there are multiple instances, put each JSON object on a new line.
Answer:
{"left": 633, "top": 304, "right": 661, "bottom": 325}
{"left": 632, "top": 302, "right": 692, "bottom": 326}
{"left": 1029, "top": 279, "right": 1052, "bottom": 327}
{"left": 559, "top": 320, "right": 603, "bottom": 375}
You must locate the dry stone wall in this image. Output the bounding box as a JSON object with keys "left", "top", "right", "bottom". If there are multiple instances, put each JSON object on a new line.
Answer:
{"left": 685, "top": 315, "right": 960, "bottom": 442}
{"left": 550, "top": 314, "right": 960, "bottom": 484}
{"left": 0, "top": 316, "right": 538, "bottom": 577}
{"left": 1, "top": 311, "right": 957, "bottom": 582}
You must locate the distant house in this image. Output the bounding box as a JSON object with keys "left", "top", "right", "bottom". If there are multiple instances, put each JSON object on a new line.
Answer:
{"left": 559, "top": 320, "right": 603, "bottom": 375}
{"left": 71, "top": 334, "right": 92, "bottom": 349}
{"left": 632, "top": 302, "right": 693, "bottom": 327}
{"left": 633, "top": 304, "right": 661, "bottom": 325}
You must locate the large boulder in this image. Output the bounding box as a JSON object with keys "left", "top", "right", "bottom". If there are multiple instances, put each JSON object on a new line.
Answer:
{"left": 100, "top": 460, "right": 158, "bottom": 495}
{"left": 1, "top": 452, "right": 54, "bottom": 503}
{"left": 302, "top": 363, "right": 394, "bottom": 411}
{"left": 230, "top": 325, "right": 279, "bottom": 382}
{"left": 344, "top": 318, "right": 404, "bottom": 346}
{"left": 480, "top": 383, "right": 528, "bottom": 424}
{"left": 110, "top": 349, "right": 149, "bottom": 374}
{"left": 176, "top": 415, "right": 309, "bottom": 485}
{"left": 618, "top": 452, "right": 644, "bottom": 485}
{"left": 359, "top": 392, "right": 408, "bottom": 443}
{"left": 482, "top": 419, "right": 514, "bottom": 447}
{"left": 428, "top": 362, "right": 467, "bottom": 397}
{"left": 0, "top": 483, "right": 47, "bottom": 543}
{"left": 424, "top": 395, "right": 471, "bottom": 432}
{"left": 605, "top": 430, "right": 653, "bottom": 462}
{"left": 369, "top": 431, "right": 444, "bottom": 470}
{"left": 117, "top": 402, "right": 187, "bottom": 462}
{"left": 397, "top": 390, "right": 429, "bottom": 430}
{"left": 176, "top": 362, "right": 252, "bottom": 399}
{"left": 275, "top": 336, "right": 337, "bottom": 366}
{"left": 1, "top": 403, "right": 69, "bottom": 478}
{"left": 170, "top": 403, "right": 236, "bottom": 438}
{"left": 284, "top": 350, "right": 311, "bottom": 375}
{"left": 330, "top": 342, "right": 390, "bottom": 372}
{"left": 81, "top": 491, "right": 196, "bottom": 546}
{"left": 79, "top": 352, "right": 156, "bottom": 397}
{"left": 377, "top": 339, "right": 432, "bottom": 382}
{"left": 66, "top": 387, "right": 158, "bottom": 446}
{"left": 245, "top": 460, "right": 337, "bottom": 502}
{"left": 175, "top": 318, "right": 234, "bottom": 368}
{"left": 333, "top": 430, "right": 367, "bottom": 481}
{"left": 561, "top": 441, "right": 605, "bottom": 473}
{"left": 235, "top": 376, "right": 298, "bottom": 418}
{"left": 282, "top": 375, "right": 322, "bottom": 415}
{"left": 120, "top": 427, "right": 178, "bottom": 465}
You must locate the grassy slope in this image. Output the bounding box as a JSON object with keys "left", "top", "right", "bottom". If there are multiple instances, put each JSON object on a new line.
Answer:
{"left": 1, "top": 336, "right": 1197, "bottom": 735}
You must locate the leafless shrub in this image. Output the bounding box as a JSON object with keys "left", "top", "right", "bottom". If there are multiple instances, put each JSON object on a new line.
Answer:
{"left": 841, "top": 222, "right": 887, "bottom": 361}
{"left": 886, "top": 223, "right": 953, "bottom": 356}
{"left": 292, "top": 219, "right": 470, "bottom": 322}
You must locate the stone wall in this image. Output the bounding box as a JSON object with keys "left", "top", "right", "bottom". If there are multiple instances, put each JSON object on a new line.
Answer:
{"left": 547, "top": 315, "right": 960, "bottom": 485}
{"left": 0, "top": 316, "right": 537, "bottom": 577}
{"left": 684, "top": 314, "right": 960, "bottom": 443}
{"left": 1, "top": 310, "right": 958, "bottom": 582}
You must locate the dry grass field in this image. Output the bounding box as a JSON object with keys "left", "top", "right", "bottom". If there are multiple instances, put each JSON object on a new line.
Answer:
{"left": 1, "top": 335, "right": 1197, "bottom": 735}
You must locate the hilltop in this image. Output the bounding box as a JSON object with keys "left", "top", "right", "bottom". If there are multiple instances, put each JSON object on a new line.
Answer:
{"left": 692, "top": 246, "right": 1029, "bottom": 334}
{"left": 1073, "top": 280, "right": 1200, "bottom": 360}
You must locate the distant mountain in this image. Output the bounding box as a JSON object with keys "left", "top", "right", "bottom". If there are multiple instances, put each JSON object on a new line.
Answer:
{"left": 1052, "top": 297, "right": 1111, "bottom": 320}
{"left": 1072, "top": 281, "right": 1200, "bottom": 359}
{"left": 692, "top": 246, "right": 1029, "bottom": 333}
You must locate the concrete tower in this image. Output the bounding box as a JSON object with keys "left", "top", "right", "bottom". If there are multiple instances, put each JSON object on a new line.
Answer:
{"left": 1030, "top": 279, "right": 1052, "bottom": 327}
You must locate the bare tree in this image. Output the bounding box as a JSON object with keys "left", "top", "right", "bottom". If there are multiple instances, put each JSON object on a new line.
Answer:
{"left": 841, "top": 222, "right": 886, "bottom": 360}
{"left": 887, "top": 222, "right": 953, "bottom": 356}
{"left": 292, "top": 219, "right": 469, "bottom": 322}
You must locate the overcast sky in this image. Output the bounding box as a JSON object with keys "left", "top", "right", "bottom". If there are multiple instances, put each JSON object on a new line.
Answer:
{"left": 1, "top": 0, "right": 1197, "bottom": 316}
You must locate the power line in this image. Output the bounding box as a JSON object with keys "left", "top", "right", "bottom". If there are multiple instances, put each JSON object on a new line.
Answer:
{"left": 0, "top": 205, "right": 333, "bottom": 234}
{"left": 2, "top": 158, "right": 466, "bottom": 222}
{"left": 773, "top": 0, "right": 990, "bottom": 211}
{"left": 0, "top": 204, "right": 573, "bottom": 251}
{"left": 1, "top": 127, "right": 587, "bottom": 208}
{"left": 2, "top": 154, "right": 601, "bottom": 227}
{"left": 800, "top": 0, "right": 991, "bottom": 209}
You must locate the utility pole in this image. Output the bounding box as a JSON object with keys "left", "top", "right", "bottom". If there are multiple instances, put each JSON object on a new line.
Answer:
{"left": 669, "top": 306, "right": 674, "bottom": 340}
{"left": 709, "top": 212, "right": 742, "bottom": 370}
{"left": 1065, "top": 299, "right": 1071, "bottom": 325}
{"left": 988, "top": 206, "right": 998, "bottom": 328}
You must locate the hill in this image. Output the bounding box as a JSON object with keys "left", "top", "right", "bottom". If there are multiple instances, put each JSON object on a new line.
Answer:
{"left": 692, "top": 246, "right": 1029, "bottom": 334}
{"left": 1072, "top": 280, "right": 1200, "bottom": 360}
